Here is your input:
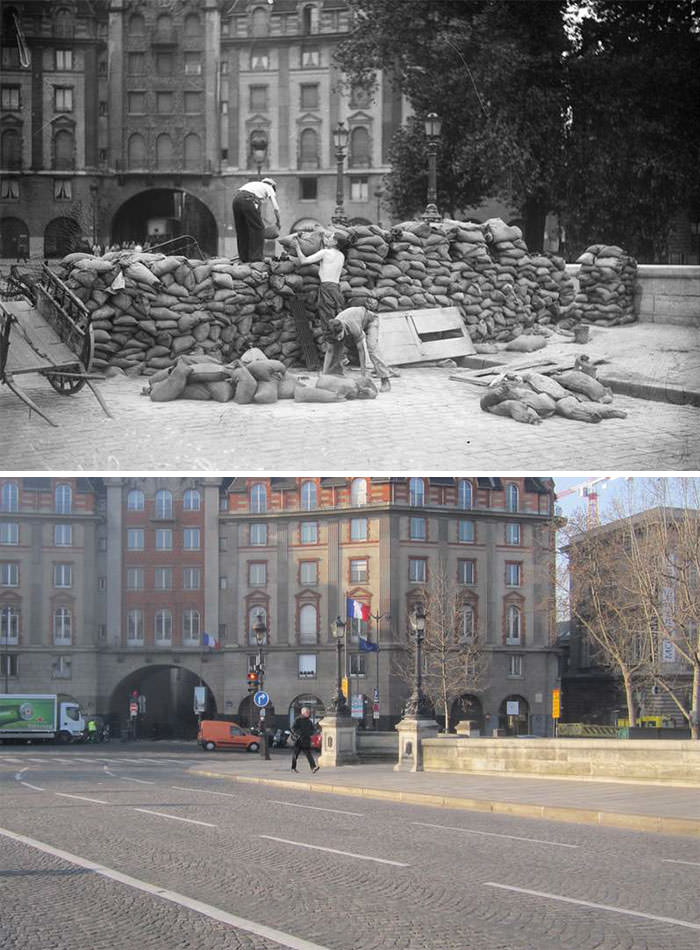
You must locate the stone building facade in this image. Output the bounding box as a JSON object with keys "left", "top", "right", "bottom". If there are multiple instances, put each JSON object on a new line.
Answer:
{"left": 1, "top": 475, "right": 562, "bottom": 737}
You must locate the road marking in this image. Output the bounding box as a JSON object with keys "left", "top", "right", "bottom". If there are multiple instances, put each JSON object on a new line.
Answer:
{"left": 55, "top": 792, "right": 109, "bottom": 805}
{"left": 20, "top": 781, "right": 45, "bottom": 791}
{"left": 133, "top": 808, "right": 215, "bottom": 827}
{"left": 269, "top": 800, "right": 363, "bottom": 817}
{"left": 413, "top": 821, "right": 578, "bottom": 849}
{"left": 0, "top": 826, "right": 330, "bottom": 950}
{"left": 119, "top": 776, "right": 155, "bottom": 785}
{"left": 260, "top": 835, "right": 409, "bottom": 867}
{"left": 14, "top": 768, "right": 28, "bottom": 780}
{"left": 171, "top": 786, "right": 237, "bottom": 797}
{"left": 26, "top": 757, "right": 47, "bottom": 763}
{"left": 483, "top": 883, "right": 700, "bottom": 931}
{"left": 662, "top": 858, "right": 700, "bottom": 868}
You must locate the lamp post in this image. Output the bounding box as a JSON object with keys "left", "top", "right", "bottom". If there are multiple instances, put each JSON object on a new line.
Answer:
{"left": 422, "top": 112, "right": 442, "bottom": 223}
{"left": 331, "top": 121, "right": 349, "bottom": 225}
{"left": 253, "top": 610, "right": 270, "bottom": 760}
{"left": 404, "top": 602, "right": 430, "bottom": 717}
{"left": 374, "top": 186, "right": 385, "bottom": 228}
{"left": 369, "top": 610, "right": 389, "bottom": 729}
{"left": 329, "top": 616, "right": 349, "bottom": 715}
{"left": 690, "top": 221, "right": 700, "bottom": 264}
{"left": 250, "top": 129, "right": 269, "bottom": 180}
{"left": 89, "top": 181, "right": 98, "bottom": 248}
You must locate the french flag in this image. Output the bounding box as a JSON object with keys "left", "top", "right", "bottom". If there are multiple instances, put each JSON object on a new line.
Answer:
{"left": 202, "top": 632, "right": 219, "bottom": 649}
{"left": 346, "top": 597, "right": 370, "bottom": 622}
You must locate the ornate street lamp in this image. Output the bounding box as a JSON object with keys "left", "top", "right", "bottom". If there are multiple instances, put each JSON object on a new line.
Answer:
{"left": 331, "top": 121, "right": 349, "bottom": 225}
{"left": 422, "top": 112, "right": 442, "bottom": 222}
{"left": 253, "top": 610, "right": 270, "bottom": 760}
{"left": 369, "top": 609, "right": 389, "bottom": 729}
{"left": 374, "top": 186, "right": 385, "bottom": 228}
{"left": 250, "top": 129, "right": 269, "bottom": 179}
{"left": 404, "top": 602, "right": 431, "bottom": 717}
{"left": 329, "top": 616, "right": 349, "bottom": 715}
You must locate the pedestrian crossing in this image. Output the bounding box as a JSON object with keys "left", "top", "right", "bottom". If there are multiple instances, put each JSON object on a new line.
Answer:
{"left": 0, "top": 753, "right": 196, "bottom": 767}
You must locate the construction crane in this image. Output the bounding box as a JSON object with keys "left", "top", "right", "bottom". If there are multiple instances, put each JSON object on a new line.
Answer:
{"left": 555, "top": 476, "right": 618, "bottom": 523}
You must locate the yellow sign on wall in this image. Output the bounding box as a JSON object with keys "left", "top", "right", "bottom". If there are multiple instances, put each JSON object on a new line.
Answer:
{"left": 552, "top": 688, "right": 561, "bottom": 719}
{"left": 341, "top": 676, "right": 348, "bottom": 699}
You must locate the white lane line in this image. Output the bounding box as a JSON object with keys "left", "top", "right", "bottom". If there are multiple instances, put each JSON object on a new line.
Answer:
{"left": 0, "top": 826, "right": 329, "bottom": 950}
{"left": 172, "top": 786, "right": 237, "bottom": 797}
{"left": 662, "top": 858, "right": 700, "bottom": 868}
{"left": 260, "top": 835, "right": 409, "bottom": 867}
{"left": 55, "top": 792, "right": 110, "bottom": 805}
{"left": 133, "top": 808, "right": 215, "bottom": 828}
{"left": 26, "top": 757, "right": 47, "bottom": 763}
{"left": 21, "top": 781, "right": 45, "bottom": 791}
{"left": 70, "top": 757, "right": 100, "bottom": 764}
{"left": 413, "top": 821, "right": 578, "bottom": 849}
{"left": 483, "top": 883, "right": 700, "bottom": 932}
{"left": 269, "top": 800, "right": 363, "bottom": 817}
{"left": 119, "top": 776, "right": 155, "bottom": 785}
{"left": 113, "top": 757, "right": 150, "bottom": 764}
{"left": 0, "top": 757, "right": 23, "bottom": 762}
{"left": 103, "top": 766, "right": 116, "bottom": 776}
{"left": 14, "top": 768, "right": 28, "bottom": 780}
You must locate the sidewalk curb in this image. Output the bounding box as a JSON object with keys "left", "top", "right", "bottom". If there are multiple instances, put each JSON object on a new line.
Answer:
{"left": 189, "top": 769, "right": 700, "bottom": 838}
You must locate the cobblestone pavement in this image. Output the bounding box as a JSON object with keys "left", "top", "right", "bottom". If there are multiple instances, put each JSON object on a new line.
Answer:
{"left": 1, "top": 361, "right": 698, "bottom": 470}
{"left": 2, "top": 750, "right": 699, "bottom": 949}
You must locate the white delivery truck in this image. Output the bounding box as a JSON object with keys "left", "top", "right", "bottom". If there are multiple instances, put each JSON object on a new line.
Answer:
{"left": 0, "top": 694, "right": 85, "bottom": 743}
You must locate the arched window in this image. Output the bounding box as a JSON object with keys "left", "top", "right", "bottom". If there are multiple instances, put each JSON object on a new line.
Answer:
{"left": 156, "top": 14, "right": 173, "bottom": 39}
{"left": 183, "top": 489, "right": 200, "bottom": 511}
{"left": 461, "top": 604, "right": 474, "bottom": 640}
{"left": 0, "top": 605, "right": 19, "bottom": 641}
{"left": 53, "top": 129, "right": 74, "bottom": 170}
{"left": 53, "top": 607, "right": 71, "bottom": 643}
{"left": 183, "top": 609, "right": 200, "bottom": 642}
{"left": 155, "top": 489, "right": 172, "bottom": 519}
{"left": 44, "top": 217, "right": 81, "bottom": 258}
{"left": 458, "top": 479, "right": 472, "bottom": 510}
{"left": 248, "top": 606, "right": 267, "bottom": 645}
{"left": 251, "top": 6, "right": 269, "bottom": 36}
{"left": 55, "top": 483, "right": 71, "bottom": 514}
{"left": 349, "top": 126, "right": 370, "bottom": 168}
{"left": 128, "top": 13, "right": 145, "bottom": 35}
{"left": 1, "top": 128, "right": 21, "bottom": 169}
{"left": 350, "top": 478, "right": 367, "bottom": 506}
{"left": 299, "top": 603, "right": 317, "bottom": 644}
{"left": 250, "top": 482, "right": 267, "bottom": 513}
{"left": 155, "top": 133, "right": 173, "bottom": 169}
{"left": 506, "top": 484, "right": 519, "bottom": 512}
{"left": 300, "top": 480, "right": 317, "bottom": 511}
{"left": 302, "top": 4, "right": 316, "bottom": 34}
{"left": 127, "top": 489, "right": 144, "bottom": 511}
{"left": 1, "top": 482, "right": 19, "bottom": 512}
{"left": 184, "top": 13, "right": 201, "bottom": 37}
{"left": 506, "top": 605, "right": 521, "bottom": 642}
{"left": 127, "top": 609, "right": 143, "bottom": 643}
{"left": 409, "top": 478, "right": 424, "bottom": 507}
{"left": 183, "top": 133, "right": 201, "bottom": 170}
{"left": 299, "top": 128, "right": 318, "bottom": 169}
{"left": 155, "top": 609, "right": 172, "bottom": 642}
{"left": 0, "top": 217, "right": 29, "bottom": 259}
{"left": 127, "top": 132, "right": 146, "bottom": 168}
{"left": 55, "top": 8, "right": 73, "bottom": 38}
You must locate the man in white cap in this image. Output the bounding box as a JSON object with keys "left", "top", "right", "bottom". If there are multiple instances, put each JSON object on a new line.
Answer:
{"left": 232, "top": 177, "right": 280, "bottom": 262}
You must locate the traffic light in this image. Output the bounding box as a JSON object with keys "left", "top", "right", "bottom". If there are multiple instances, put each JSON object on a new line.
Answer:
{"left": 247, "top": 670, "right": 259, "bottom": 693}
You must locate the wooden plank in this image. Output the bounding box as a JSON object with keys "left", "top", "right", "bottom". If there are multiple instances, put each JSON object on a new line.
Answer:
{"left": 378, "top": 307, "right": 475, "bottom": 366}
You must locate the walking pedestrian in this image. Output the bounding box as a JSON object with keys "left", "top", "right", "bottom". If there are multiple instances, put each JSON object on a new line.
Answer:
{"left": 322, "top": 305, "right": 395, "bottom": 391}
{"left": 232, "top": 177, "right": 280, "bottom": 262}
{"left": 293, "top": 230, "right": 349, "bottom": 328}
{"left": 290, "top": 706, "right": 319, "bottom": 773}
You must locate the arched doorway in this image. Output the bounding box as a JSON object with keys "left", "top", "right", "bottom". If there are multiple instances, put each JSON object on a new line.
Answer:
{"left": 0, "top": 216, "right": 29, "bottom": 259}
{"left": 289, "top": 693, "right": 325, "bottom": 728}
{"left": 44, "top": 216, "right": 83, "bottom": 258}
{"left": 498, "top": 694, "right": 530, "bottom": 736}
{"left": 111, "top": 188, "right": 218, "bottom": 256}
{"left": 108, "top": 665, "right": 217, "bottom": 740}
{"left": 449, "top": 694, "right": 484, "bottom": 734}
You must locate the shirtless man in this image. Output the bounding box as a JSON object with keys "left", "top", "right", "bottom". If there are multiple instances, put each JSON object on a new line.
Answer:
{"left": 293, "top": 230, "right": 348, "bottom": 327}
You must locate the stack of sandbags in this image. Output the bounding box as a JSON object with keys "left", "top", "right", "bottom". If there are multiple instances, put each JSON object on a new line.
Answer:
{"left": 568, "top": 245, "right": 637, "bottom": 326}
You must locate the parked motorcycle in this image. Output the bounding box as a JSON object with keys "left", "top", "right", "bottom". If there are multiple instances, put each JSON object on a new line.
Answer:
{"left": 271, "top": 728, "right": 291, "bottom": 748}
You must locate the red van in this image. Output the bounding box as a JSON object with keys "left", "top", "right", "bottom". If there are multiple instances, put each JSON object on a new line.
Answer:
{"left": 198, "top": 720, "right": 261, "bottom": 752}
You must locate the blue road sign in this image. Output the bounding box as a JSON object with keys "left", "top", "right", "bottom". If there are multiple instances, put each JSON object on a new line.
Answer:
{"left": 253, "top": 690, "right": 269, "bottom": 708}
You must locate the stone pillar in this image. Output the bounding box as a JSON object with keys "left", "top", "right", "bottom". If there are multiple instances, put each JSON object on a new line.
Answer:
{"left": 317, "top": 713, "right": 359, "bottom": 767}
{"left": 394, "top": 717, "right": 439, "bottom": 772}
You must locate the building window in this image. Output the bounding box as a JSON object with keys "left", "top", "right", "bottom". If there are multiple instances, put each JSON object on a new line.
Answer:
{"left": 1, "top": 482, "right": 19, "bottom": 512}
{"left": 299, "top": 128, "right": 318, "bottom": 169}
{"left": 0, "top": 563, "right": 19, "bottom": 586}
{"left": 300, "top": 83, "right": 319, "bottom": 109}
{"left": 250, "top": 482, "right": 267, "bottom": 513}
{"left": 183, "top": 489, "right": 200, "bottom": 511}
{"left": 155, "top": 489, "right": 173, "bottom": 519}
{"left": 219, "top": 576, "right": 228, "bottom": 590}
{"left": 155, "top": 609, "right": 172, "bottom": 644}
{"left": 458, "top": 559, "right": 475, "bottom": 585}
{"left": 350, "top": 653, "right": 367, "bottom": 676}
{"left": 0, "top": 523, "right": 19, "bottom": 545}
{"left": 184, "top": 13, "right": 202, "bottom": 37}
{"left": 249, "top": 562, "right": 267, "bottom": 587}
{"left": 183, "top": 609, "right": 200, "bottom": 642}
{"left": 54, "top": 523, "right": 72, "bottom": 546}
{"left": 127, "top": 610, "right": 143, "bottom": 644}
{"left": 251, "top": 49, "right": 269, "bottom": 70}
{"left": 506, "top": 605, "right": 521, "bottom": 644}
{"left": 409, "top": 478, "right": 425, "bottom": 507}
{"left": 156, "top": 91, "right": 174, "bottom": 114}
{"left": 128, "top": 489, "right": 144, "bottom": 511}
{"left": 348, "top": 126, "right": 370, "bottom": 168}
{"left": 250, "top": 85, "right": 267, "bottom": 110}
{"left": 461, "top": 604, "right": 475, "bottom": 640}
{"left": 183, "top": 567, "right": 200, "bottom": 590}
{"left": 97, "top": 577, "right": 106, "bottom": 591}
{"left": 299, "top": 177, "right": 317, "bottom": 200}
{"left": 128, "top": 52, "right": 145, "bottom": 74}
{"left": 184, "top": 92, "right": 202, "bottom": 114}
{"left": 53, "top": 607, "right": 71, "bottom": 644}
{"left": 350, "top": 478, "right": 368, "bottom": 506}
{"left": 350, "top": 558, "right": 368, "bottom": 583}
{"left": 54, "top": 87, "right": 73, "bottom": 112}
{"left": 55, "top": 483, "right": 72, "bottom": 514}
{"left": 506, "top": 523, "right": 521, "bottom": 545}
{"left": 250, "top": 523, "right": 267, "bottom": 545}
{"left": 409, "top": 517, "right": 426, "bottom": 541}
{"left": 184, "top": 528, "right": 200, "bottom": 551}
{"left": 300, "top": 521, "right": 318, "bottom": 544}
{"left": 156, "top": 52, "right": 173, "bottom": 76}
{"left": 301, "top": 47, "right": 319, "bottom": 67}
{"left": 300, "top": 561, "right": 317, "bottom": 585}
{"left": 128, "top": 92, "right": 146, "bottom": 114}
{"left": 350, "top": 518, "right": 367, "bottom": 541}
{"left": 506, "top": 484, "right": 519, "bottom": 512}
{"left": 154, "top": 567, "right": 172, "bottom": 590}
{"left": 1, "top": 86, "right": 20, "bottom": 110}
{"left": 0, "top": 178, "right": 20, "bottom": 199}
{"left": 0, "top": 605, "right": 19, "bottom": 642}
{"left": 1, "top": 128, "right": 20, "bottom": 169}
{"left": 298, "top": 653, "right": 317, "bottom": 678}
{"left": 54, "top": 564, "right": 72, "bottom": 588}
{"left": 126, "top": 567, "right": 144, "bottom": 591}
{"left": 508, "top": 654, "right": 523, "bottom": 677}
{"left": 458, "top": 479, "right": 473, "bottom": 509}
{"left": 155, "top": 528, "right": 172, "bottom": 550}
{"left": 350, "top": 177, "right": 368, "bottom": 202}
{"left": 299, "top": 603, "right": 317, "bottom": 644}
{"left": 506, "top": 563, "right": 521, "bottom": 587}
{"left": 184, "top": 52, "right": 202, "bottom": 75}
{"left": 409, "top": 557, "right": 426, "bottom": 583}
{"left": 127, "top": 528, "right": 144, "bottom": 550}
{"left": 54, "top": 179, "right": 72, "bottom": 200}
{"left": 458, "top": 520, "right": 475, "bottom": 543}
{"left": 300, "top": 480, "right": 317, "bottom": 510}
{"left": 0, "top": 653, "right": 18, "bottom": 678}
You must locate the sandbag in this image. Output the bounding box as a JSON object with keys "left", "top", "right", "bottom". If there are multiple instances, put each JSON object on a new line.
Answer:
{"left": 231, "top": 365, "right": 257, "bottom": 404}
{"left": 206, "top": 381, "right": 235, "bottom": 402}
{"left": 485, "top": 399, "right": 542, "bottom": 424}
{"left": 294, "top": 385, "right": 343, "bottom": 403}
{"left": 247, "top": 359, "right": 286, "bottom": 381}
{"left": 522, "top": 372, "right": 570, "bottom": 401}
{"left": 240, "top": 347, "right": 267, "bottom": 365}
{"left": 277, "top": 375, "right": 297, "bottom": 399}
{"left": 505, "top": 335, "right": 547, "bottom": 353}
{"left": 555, "top": 396, "right": 604, "bottom": 422}
{"left": 261, "top": 198, "right": 280, "bottom": 239}
{"left": 180, "top": 382, "right": 212, "bottom": 400}
{"left": 315, "top": 375, "right": 362, "bottom": 398}
{"left": 149, "top": 360, "right": 191, "bottom": 402}
{"left": 187, "top": 362, "right": 230, "bottom": 383}
{"left": 553, "top": 370, "right": 611, "bottom": 402}
{"left": 253, "top": 379, "right": 279, "bottom": 404}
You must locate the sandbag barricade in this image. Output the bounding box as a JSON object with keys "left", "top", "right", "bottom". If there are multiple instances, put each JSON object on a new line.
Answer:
{"left": 567, "top": 244, "right": 638, "bottom": 326}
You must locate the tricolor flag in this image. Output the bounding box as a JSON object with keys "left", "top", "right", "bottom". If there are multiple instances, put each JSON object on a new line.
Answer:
{"left": 346, "top": 597, "right": 370, "bottom": 622}
{"left": 359, "top": 636, "right": 379, "bottom": 653}
{"left": 202, "top": 632, "right": 219, "bottom": 649}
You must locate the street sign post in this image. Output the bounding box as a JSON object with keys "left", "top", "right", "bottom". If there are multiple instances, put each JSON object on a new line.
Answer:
{"left": 552, "top": 689, "right": 561, "bottom": 719}
{"left": 253, "top": 690, "right": 269, "bottom": 708}
{"left": 193, "top": 686, "right": 206, "bottom": 714}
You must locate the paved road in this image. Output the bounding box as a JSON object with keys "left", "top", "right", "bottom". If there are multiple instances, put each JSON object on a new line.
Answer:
{"left": 1, "top": 747, "right": 699, "bottom": 949}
